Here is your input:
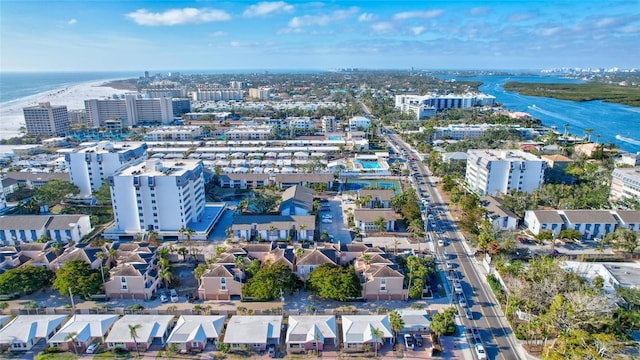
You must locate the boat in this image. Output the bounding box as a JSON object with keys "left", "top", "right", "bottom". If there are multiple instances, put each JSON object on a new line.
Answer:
{"left": 615, "top": 135, "right": 640, "bottom": 146}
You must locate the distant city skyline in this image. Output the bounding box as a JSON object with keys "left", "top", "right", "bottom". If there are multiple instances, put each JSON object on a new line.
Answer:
{"left": 1, "top": 0, "right": 639, "bottom": 72}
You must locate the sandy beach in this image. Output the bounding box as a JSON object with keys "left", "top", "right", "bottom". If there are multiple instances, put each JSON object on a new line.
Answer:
{"left": 0, "top": 80, "right": 132, "bottom": 140}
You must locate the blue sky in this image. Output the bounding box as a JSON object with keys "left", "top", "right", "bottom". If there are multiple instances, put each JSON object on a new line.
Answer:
{"left": 1, "top": 0, "right": 639, "bottom": 71}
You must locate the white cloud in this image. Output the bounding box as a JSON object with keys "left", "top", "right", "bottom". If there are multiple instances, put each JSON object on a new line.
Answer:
{"left": 67, "top": 19, "right": 77, "bottom": 25}
{"left": 371, "top": 22, "right": 395, "bottom": 34}
{"left": 538, "top": 27, "right": 562, "bottom": 36}
{"left": 126, "top": 8, "right": 231, "bottom": 26}
{"left": 392, "top": 10, "right": 444, "bottom": 20}
{"left": 243, "top": 2, "right": 294, "bottom": 18}
{"left": 358, "top": 13, "right": 375, "bottom": 22}
{"left": 410, "top": 26, "right": 425, "bottom": 35}
{"left": 507, "top": 13, "right": 536, "bottom": 22}
{"left": 469, "top": 7, "right": 490, "bottom": 16}
{"left": 210, "top": 31, "right": 227, "bottom": 37}
{"left": 288, "top": 6, "right": 359, "bottom": 28}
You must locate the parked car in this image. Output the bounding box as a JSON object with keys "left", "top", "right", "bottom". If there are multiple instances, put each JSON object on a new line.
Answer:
{"left": 471, "top": 327, "right": 482, "bottom": 343}
{"left": 86, "top": 343, "right": 98, "bottom": 354}
{"left": 438, "top": 239, "right": 445, "bottom": 247}
{"left": 459, "top": 296, "right": 467, "bottom": 307}
{"left": 453, "top": 280, "right": 463, "bottom": 294}
{"left": 465, "top": 308, "right": 473, "bottom": 320}
{"left": 404, "top": 334, "right": 415, "bottom": 351}
{"left": 446, "top": 261, "right": 453, "bottom": 269}
{"left": 413, "top": 333, "right": 424, "bottom": 347}
{"left": 321, "top": 214, "right": 333, "bottom": 219}
{"left": 321, "top": 218, "right": 333, "bottom": 224}
{"left": 475, "top": 343, "right": 487, "bottom": 360}
{"left": 170, "top": 289, "right": 178, "bottom": 303}
{"left": 160, "top": 293, "right": 168, "bottom": 303}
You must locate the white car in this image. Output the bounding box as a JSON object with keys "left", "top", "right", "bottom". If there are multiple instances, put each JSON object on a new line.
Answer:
{"left": 170, "top": 289, "right": 179, "bottom": 303}
{"left": 438, "top": 239, "right": 445, "bottom": 247}
{"left": 475, "top": 343, "right": 487, "bottom": 360}
{"left": 322, "top": 214, "right": 333, "bottom": 219}
{"left": 446, "top": 261, "right": 453, "bottom": 269}
{"left": 321, "top": 219, "right": 333, "bottom": 224}
{"left": 160, "top": 293, "right": 169, "bottom": 303}
{"left": 404, "top": 334, "right": 415, "bottom": 351}
{"left": 86, "top": 343, "right": 98, "bottom": 354}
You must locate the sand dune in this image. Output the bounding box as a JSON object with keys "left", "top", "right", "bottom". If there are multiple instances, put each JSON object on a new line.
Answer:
{"left": 0, "top": 80, "right": 131, "bottom": 140}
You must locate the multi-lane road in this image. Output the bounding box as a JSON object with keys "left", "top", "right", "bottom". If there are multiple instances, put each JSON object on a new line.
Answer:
{"left": 387, "top": 132, "right": 524, "bottom": 360}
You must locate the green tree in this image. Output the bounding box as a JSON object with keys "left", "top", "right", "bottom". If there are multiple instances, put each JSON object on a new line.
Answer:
{"left": 252, "top": 190, "right": 280, "bottom": 214}
{"left": 371, "top": 327, "right": 383, "bottom": 357}
{"left": 194, "top": 264, "right": 209, "bottom": 282}
{"left": 53, "top": 260, "right": 103, "bottom": 299}
{"left": 65, "top": 331, "right": 78, "bottom": 355}
{"left": 373, "top": 216, "right": 386, "bottom": 233}
{"left": 559, "top": 229, "right": 582, "bottom": 241}
{"left": 93, "top": 183, "right": 112, "bottom": 206}
{"left": 388, "top": 310, "right": 405, "bottom": 341}
{"left": 31, "top": 180, "right": 80, "bottom": 209}
{"left": 306, "top": 264, "right": 362, "bottom": 301}
{"left": 242, "top": 262, "right": 303, "bottom": 301}
{"left": 177, "top": 247, "right": 189, "bottom": 261}
{"left": 431, "top": 307, "right": 457, "bottom": 336}
{"left": 604, "top": 228, "right": 639, "bottom": 254}
{"left": 0, "top": 265, "right": 55, "bottom": 295}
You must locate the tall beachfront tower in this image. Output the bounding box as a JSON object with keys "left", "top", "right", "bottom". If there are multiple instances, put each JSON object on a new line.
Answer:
{"left": 465, "top": 149, "right": 546, "bottom": 195}
{"left": 65, "top": 141, "right": 148, "bottom": 196}
{"left": 0, "top": 176, "right": 6, "bottom": 210}
{"left": 22, "top": 102, "right": 70, "bottom": 136}
{"left": 84, "top": 95, "right": 173, "bottom": 128}
{"left": 108, "top": 159, "right": 205, "bottom": 233}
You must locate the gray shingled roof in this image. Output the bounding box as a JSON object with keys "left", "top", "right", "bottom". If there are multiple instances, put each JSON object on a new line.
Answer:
{"left": 358, "top": 189, "right": 395, "bottom": 202}
{"left": 353, "top": 209, "right": 397, "bottom": 222}
{"left": 561, "top": 210, "right": 617, "bottom": 224}
{"left": 614, "top": 211, "right": 640, "bottom": 224}
{"left": 530, "top": 210, "right": 564, "bottom": 224}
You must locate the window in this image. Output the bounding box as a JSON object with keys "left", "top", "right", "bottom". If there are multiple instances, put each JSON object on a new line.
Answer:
{"left": 220, "top": 278, "right": 227, "bottom": 291}
{"left": 380, "top": 278, "right": 387, "bottom": 291}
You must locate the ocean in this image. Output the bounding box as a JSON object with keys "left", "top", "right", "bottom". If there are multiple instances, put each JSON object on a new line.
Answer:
{"left": 1, "top": 71, "right": 638, "bottom": 153}
{"left": 0, "top": 71, "right": 140, "bottom": 107}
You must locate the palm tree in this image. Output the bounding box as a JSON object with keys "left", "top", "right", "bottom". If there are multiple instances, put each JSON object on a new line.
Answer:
{"left": 178, "top": 226, "right": 195, "bottom": 261}
{"left": 51, "top": 241, "right": 63, "bottom": 256}
{"left": 106, "top": 248, "right": 118, "bottom": 268}
{"left": 177, "top": 247, "right": 189, "bottom": 261}
{"left": 128, "top": 324, "right": 142, "bottom": 356}
{"left": 371, "top": 327, "right": 384, "bottom": 357}
{"left": 584, "top": 128, "right": 594, "bottom": 142}
{"left": 159, "top": 267, "right": 173, "bottom": 288}
{"left": 388, "top": 310, "right": 405, "bottom": 347}
{"left": 65, "top": 331, "right": 78, "bottom": 354}
{"left": 146, "top": 230, "right": 159, "bottom": 246}
{"left": 298, "top": 224, "right": 307, "bottom": 242}
{"left": 95, "top": 251, "right": 106, "bottom": 289}
{"left": 595, "top": 134, "right": 602, "bottom": 145}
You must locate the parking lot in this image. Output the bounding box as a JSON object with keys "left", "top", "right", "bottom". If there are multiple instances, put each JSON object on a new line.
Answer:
{"left": 318, "top": 195, "right": 353, "bottom": 243}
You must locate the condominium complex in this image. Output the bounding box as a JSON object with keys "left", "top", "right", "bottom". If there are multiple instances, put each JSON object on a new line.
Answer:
{"left": 321, "top": 116, "right": 338, "bottom": 133}
{"left": 67, "top": 109, "right": 88, "bottom": 124}
{"left": 65, "top": 141, "right": 148, "bottom": 196}
{"left": 22, "top": 102, "right": 70, "bottom": 136}
{"left": 432, "top": 124, "right": 541, "bottom": 141}
{"left": 225, "top": 125, "right": 273, "bottom": 140}
{"left": 84, "top": 95, "right": 173, "bottom": 127}
{"left": 610, "top": 167, "right": 640, "bottom": 203}
{"left": 395, "top": 93, "right": 496, "bottom": 116}
{"left": 192, "top": 89, "right": 243, "bottom": 101}
{"left": 145, "top": 126, "right": 202, "bottom": 142}
{"left": 0, "top": 178, "right": 6, "bottom": 209}
{"left": 287, "top": 117, "right": 314, "bottom": 131}
{"left": 465, "top": 149, "right": 546, "bottom": 195}
{"left": 248, "top": 88, "right": 271, "bottom": 100}
{"left": 348, "top": 116, "right": 371, "bottom": 131}
{"left": 108, "top": 159, "right": 205, "bottom": 233}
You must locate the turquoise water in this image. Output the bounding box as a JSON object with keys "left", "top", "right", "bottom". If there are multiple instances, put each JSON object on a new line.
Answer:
{"left": 436, "top": 74, "right": 640, "bottom": 153}
{"left": 328, "top": 136, "right": 342, "bottom": 140}
{"left": 355, "top": 159, "right": 381, "bottom": 169}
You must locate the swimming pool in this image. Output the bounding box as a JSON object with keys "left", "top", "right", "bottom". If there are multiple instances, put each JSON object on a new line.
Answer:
{"left": 328, "top": 136, "right": 342, "bottom": 141}
{"left": 355, "top": 160, "right": 381, "bottom": 169}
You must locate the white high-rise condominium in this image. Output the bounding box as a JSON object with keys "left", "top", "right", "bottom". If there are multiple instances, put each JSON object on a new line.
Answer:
{"left": 65, "top": 141, "right": 148, "bottom": 196}
{"left": 0, "top": 177, "right": 6, "bottom": 209}
{"left": 85, "top": 95, "right": 173, "bottom": 127}
{"left": 108, "top": 159, "right": 205, "bottom": 233}
{"left": 610, "top": 167, "right": 640, "bottom": 204}
{"left": 465, "top": 149, "right": 546, "bottom": 195}
{"left": 23, "top": 102, "right": 70, "bottom": 136}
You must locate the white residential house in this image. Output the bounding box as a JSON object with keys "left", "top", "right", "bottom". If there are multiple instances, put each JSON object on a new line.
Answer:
{"left": 341, "top": 315, "right": 394, "bottom": 352}
{"left": 465, "top": 149, "right": 546, "bottom": 195}
{"left": 353, "top": 209, "right": 396, "bottom": 234}
{"left": 105, "top": 315, "right": 174, "bottom": 351}
{"left": 48, "top": 314, "right": 120, "bottom": 351}
{"left": 481, "top": 196, "right": 519, "bottom": 231}
{"left": 286, "top": 316, "right": 338, "bottom": 352}
{"left": 561, "top": 210, "right": 618, "bottom": 240}
{"left": 166, "top": 315, "right": 225, "bottom": 352}
{"left": 0, "top": 315, "right": 68, "bottom": 351}
{"left": 523, "top": 210, "right": 565, "bottom": 237}
{"left": 107, "top": 159, "right": 205, "bottom": 235}
{"left": 223, "top": 316, "right": 282, "bottom": 352}
{"left": 0, "top": 215, "right": 92, "bottom": 245}
{"left": 65, "top": 141, "right": 148, "bottom": 196}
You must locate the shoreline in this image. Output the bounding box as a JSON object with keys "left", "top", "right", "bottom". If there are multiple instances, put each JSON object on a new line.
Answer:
{"left": 0, "top": 79, "right": 132, "bottom": 140}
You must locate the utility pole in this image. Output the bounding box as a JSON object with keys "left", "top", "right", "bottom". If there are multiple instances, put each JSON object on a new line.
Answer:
{"left": 68, "top": 287, "right": 76, "bottom": 315}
